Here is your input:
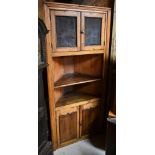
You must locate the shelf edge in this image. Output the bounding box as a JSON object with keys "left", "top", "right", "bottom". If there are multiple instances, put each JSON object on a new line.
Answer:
{"left": 55, "top": 98, "right": 101, "bottom": 111}
{"left": 54, "top": 78, "right": 101, "bottom": 89}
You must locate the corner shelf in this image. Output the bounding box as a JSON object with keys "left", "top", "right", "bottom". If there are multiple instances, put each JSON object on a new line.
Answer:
{"left": 54, "top": 73, "right": 102, "bottom": 88}
{"left": 55, "top": 93, "right": 100, "bottom": 110}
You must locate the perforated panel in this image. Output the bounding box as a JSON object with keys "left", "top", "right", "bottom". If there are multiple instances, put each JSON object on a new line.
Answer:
{"left": 56, "top": 16, "right": 77, "bottom": 47}
{"left": 85, "top": 17, "right": 102, "bottom": 46}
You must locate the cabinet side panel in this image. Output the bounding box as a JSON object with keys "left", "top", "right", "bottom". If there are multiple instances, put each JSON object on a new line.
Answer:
{"left": 53, "top": 57, "right": 64, "bottom": 82}
{"left": 53, "top": 57, "right": 75, "bottom": 82}
{"left": 54, "top": 88, "right": 64, "bottom": 104}
{"left": 44, "top": 4, "right": 58, "bottom": 149}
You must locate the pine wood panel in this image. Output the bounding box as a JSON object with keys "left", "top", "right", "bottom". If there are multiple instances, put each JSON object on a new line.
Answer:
{"left": 53, "top": 57, "right": 74, "bottom": 82}
{"left": 75, "top": 81, "right": 103, "bottom": 96}
{"left": 44, "top": 4, "right": 58, "bottom": 149}
{"left": 53, "top": 57, "right": 64, "bottom": 83}
{"left": 54, "top": 87, "right": 64, "bottom": 104}
{"left": 74, "top": 54, "right": 103, "bottom": 77}
{"left": 63, "top": 57, "right": 74, "bottom": 74}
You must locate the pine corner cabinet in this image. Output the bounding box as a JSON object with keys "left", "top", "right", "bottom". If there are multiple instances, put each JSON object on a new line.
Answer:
{"left": 43, "top": 2, "right": 111, "bottom": 150}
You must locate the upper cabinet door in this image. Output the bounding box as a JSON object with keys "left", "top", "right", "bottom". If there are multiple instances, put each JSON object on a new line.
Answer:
{"left": 51, "top": 10, "right": 80, "bottom": 52}
{"left": 81, "top": 12, "right": 106, "bottom": 51}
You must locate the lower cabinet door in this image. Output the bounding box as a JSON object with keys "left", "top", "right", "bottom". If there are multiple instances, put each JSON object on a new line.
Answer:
{"left": 80, "top": 102, "right": 99, "bottom": 138}
{"left": 56, "top": 107, "right": 79, "bottom": 147}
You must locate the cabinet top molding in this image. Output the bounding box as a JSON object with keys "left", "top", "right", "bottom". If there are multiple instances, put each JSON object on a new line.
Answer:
{"left": 44, "top": 2, "right": 111, "bottom": 13}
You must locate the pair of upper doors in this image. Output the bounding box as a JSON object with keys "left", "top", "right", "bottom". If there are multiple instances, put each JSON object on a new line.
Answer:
{"left": 50, "top": 10, "right": 106, "bottom": 52}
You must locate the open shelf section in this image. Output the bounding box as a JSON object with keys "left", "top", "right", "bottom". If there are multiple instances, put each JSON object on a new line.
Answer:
{"left": 51, "top": 50, "right": 104, "bottom": 57}
{"left": 54, "top": 73, "right": 101, "bottom": 88}
{"left": 55, "top": 93, "right": 100, "bottom": 110}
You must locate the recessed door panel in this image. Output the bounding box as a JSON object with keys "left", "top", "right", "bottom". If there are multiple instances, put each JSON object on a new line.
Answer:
{"left": 56, "top": 107, "right": 79, "bottom": 146}
{"left": 80, "top": 102, "right": 100, "bottom": 138}
{"left": 59, "top": 112, "right": 77, "bottom": 143}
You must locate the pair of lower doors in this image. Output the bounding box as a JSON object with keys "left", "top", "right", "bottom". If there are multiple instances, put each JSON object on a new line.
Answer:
{"left": 56, "top": 101, "right": 102, "bottom": 147}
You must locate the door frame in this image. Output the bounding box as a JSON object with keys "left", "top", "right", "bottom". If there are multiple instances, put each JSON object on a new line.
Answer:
{"left": 81, "top": 12, "right": 106, "bottom": 51}
{"left": 50, "top": 10, "right": 80, "bottom": 52}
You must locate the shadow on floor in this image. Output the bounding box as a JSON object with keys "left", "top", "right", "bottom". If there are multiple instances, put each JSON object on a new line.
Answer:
{"left": 54, "top": 135, "right": 106, "bottom": 155}
{"left": 88, "top": 134, "right": 106, "bottom": 150}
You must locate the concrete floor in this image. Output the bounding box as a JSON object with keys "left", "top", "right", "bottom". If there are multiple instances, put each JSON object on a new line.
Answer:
{"left": 54, "top": 135, "right": 106, "bottom": 155}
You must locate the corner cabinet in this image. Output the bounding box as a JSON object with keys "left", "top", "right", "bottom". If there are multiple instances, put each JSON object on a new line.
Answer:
{"left": 44, "top": 2, "right": 111, "bottom": 150}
